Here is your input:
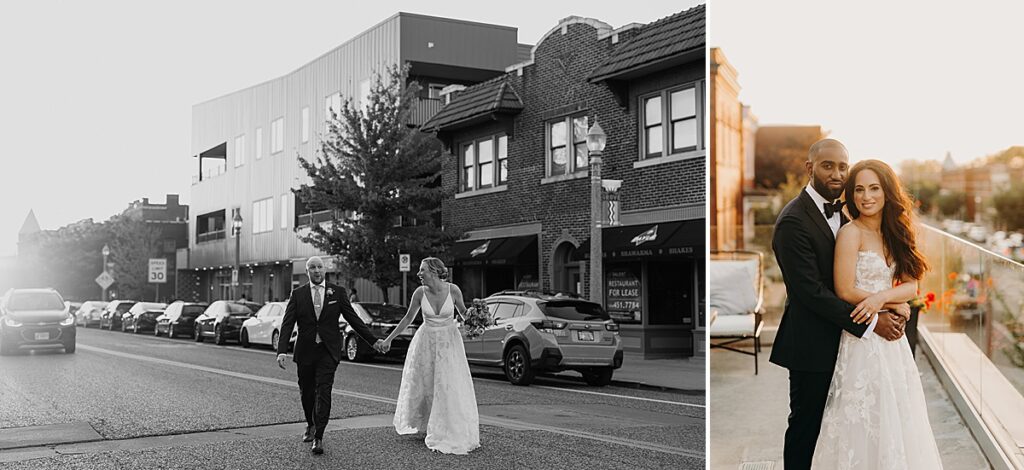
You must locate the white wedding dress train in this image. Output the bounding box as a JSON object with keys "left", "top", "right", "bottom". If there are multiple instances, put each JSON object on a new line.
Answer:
{"left": 393, "top": 283, "right": 480, "bottom": 454}
{"left": 811, "top": 251, "right": 943, "bottom": 469}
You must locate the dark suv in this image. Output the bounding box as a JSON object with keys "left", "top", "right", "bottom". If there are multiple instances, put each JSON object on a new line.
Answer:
{"left": 194, "top": 301, "right": 261, "bottom": 344}
{"left": 100, "top": 300, "right": 137, "bottom": 330}
{"left": 155, "top": 301, "right": 209, "bottom": 338}
{"left": 0, "top": 288, "right": 77, "bottom": 355}
{"left": 342, "top": 302, "right": 421, "bottom": 362}
{"left": 464, "top": 291, "right": 623, "bottom": 386}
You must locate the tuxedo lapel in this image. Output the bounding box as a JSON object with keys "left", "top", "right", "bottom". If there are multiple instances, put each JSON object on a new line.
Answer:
{"left": 799, "top": 191, "right": 835, "bottom": 243}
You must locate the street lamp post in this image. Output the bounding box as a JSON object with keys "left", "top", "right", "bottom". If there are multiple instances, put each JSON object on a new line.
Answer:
{"left": 232, "top": 212, "right": 243, "bottom": 300}
{"left": 586, "top": 121, "right": 607, "bottom": 304}
{"left": 101, "top": 244, "right": 110, "bottom": 301}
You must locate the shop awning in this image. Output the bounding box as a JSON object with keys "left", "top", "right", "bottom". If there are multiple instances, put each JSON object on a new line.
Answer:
{"left": 451, "top": 235, "right": 538, "bottom": 265}
{"left": 573, "top": 220, "right": 702, "bottom": 260}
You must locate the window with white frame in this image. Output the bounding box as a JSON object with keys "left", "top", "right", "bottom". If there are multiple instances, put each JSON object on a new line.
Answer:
{"left": 271, "top": 117, "right": 284, "bottom": 154}
{"left": 547, "top": 115, "right": 588, "bottom": 176}
{"left": 252, "top": 198, "right": 274, "bottom": 234}
{"left": 234, "top": 134, "right": 246, "bottom": 167}
{"left": 358, "top": 79, "right": 371, "bottom": 112}
{"left": 301, "top": 107, "right": 309, "bottom": 143}
{"left": 280, "top": 194, "right": 288, "bottom": 229}
{"left": 460, "top": 134, "right": 509, "bottom": 192}
{"left": 255, "top": 127, "right": 263, "bottom": 160}
{"left": 325, "top": 92, "right": 342, "bottom": 132}
{"left": 641, "top": 81, "right": 704, "bottom": 159}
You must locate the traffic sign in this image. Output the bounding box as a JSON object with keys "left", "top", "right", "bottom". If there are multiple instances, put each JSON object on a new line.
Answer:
{"left": 399, "top": 254, "right": 411, "bottom": 272}
{"left": 148, "top": 258, "right": 167, "bottom": 284}
{"left": 95, "top": 271, "right": 115, "bottom": 289}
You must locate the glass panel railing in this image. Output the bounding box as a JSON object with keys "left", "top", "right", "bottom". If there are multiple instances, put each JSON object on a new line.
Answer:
{"left": 917, "top": 223, "right": 1024, "bottom": 466}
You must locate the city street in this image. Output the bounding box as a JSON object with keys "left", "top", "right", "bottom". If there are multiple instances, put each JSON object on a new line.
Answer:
{"left": 0, "top": 328, "right": 704, "bottom": 469}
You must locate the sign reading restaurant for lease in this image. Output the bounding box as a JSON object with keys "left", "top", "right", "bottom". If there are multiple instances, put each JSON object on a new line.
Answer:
{"left": 148, "top": 258, "right": 167, "bottom": 284}
{"left": 605, "top": 269, "right": 641, "bottom": 323}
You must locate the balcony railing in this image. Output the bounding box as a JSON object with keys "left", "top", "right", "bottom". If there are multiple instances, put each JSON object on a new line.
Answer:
{"left": 197, "top": 230, "right": 226, "bottom": 244}
{"left": 409, "top": 98, "right": 443, "bottom": 127}
{"left": 916, "top": 224, "right": 1024, "bottom": 467}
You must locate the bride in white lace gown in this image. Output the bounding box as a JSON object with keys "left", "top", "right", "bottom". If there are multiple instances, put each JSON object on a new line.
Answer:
{"left": 381, "top": 257, "right": 479, "bottom": 454}
{"left": 812, "top": 160, "right": 942, "bottom": 469}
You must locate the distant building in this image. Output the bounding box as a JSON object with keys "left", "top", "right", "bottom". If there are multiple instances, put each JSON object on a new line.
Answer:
{"left": 120, "top": 194, "right": 189, "bottom": 301}
{"left": 710, "top": 47, "right": 743, "bottom": 251}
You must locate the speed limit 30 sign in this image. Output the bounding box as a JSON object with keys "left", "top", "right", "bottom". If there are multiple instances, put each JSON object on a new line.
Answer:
{"left": 148, "top": 258, "right": 167, "bottom": 284}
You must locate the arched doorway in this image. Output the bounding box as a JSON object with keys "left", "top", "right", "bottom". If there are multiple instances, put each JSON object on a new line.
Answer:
{"left": 552, "top": 242, "right": 581, "bottom": 295}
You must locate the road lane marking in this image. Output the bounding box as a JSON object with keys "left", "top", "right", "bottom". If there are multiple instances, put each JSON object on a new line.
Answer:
{"left": 76, "top": 344, "right": 702, "bottom": 457}
{"left": 530, "top": 384, "right": 705, "bottom": 408}
{"left": 79, "top": 336, "right": 700, "bottom": 407}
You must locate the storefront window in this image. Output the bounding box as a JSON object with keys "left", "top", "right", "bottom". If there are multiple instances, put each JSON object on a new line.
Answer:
{"left": 648, "top": 259, "right": 691, "bottom": 325}
{"left": 605, "top": 263, "right": 643, "bottom": 324}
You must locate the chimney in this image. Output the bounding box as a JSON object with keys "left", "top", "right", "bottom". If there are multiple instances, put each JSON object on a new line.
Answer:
{"left": 142, "top": 198, "right": 149, "bottom": 205}
{"left": 167, "top": 194, "right": 179, "bottom": 206}
{"left": 440, "top": 84, "right": 467, "bottom": 105}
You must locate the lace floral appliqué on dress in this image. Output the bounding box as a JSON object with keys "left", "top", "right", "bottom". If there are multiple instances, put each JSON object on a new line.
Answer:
{"left": 811, "top": 251, "right": 942, "bottom": 469}
{"left": 393, "top": 284, "right": 480, "bottom": 454}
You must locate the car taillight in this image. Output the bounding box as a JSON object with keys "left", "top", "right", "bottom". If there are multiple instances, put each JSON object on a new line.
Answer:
{"left": 534, "top": 319, "right": 568, "bottom": 336}
{"left": 605, "top": 323, "right": 619, "bottom": 331}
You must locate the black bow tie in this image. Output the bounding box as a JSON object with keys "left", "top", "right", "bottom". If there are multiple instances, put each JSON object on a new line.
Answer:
{"left": 823, "top": 200, "right": 845, "bottom": 218}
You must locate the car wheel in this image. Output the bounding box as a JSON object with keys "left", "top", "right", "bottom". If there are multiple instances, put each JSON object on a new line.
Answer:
{"left": 503, "top": 344, "right": 534, "bottom": 386}
{"left": 120, "top": 322, "right": 127, "bottom": 333}
{"left": 346, "top": 335, "right": 367, "bottom": 362}
{"left": 168, "top": 325, "right": 175, "bottom": 338}
{"left": 272, "top": 331, "right": 280, "bottom": 351}
{"left": 582, "top": 367, "right": 614, "bottom": 386}
{"left": 214, "top": 325, "right": 226, "bottom": 345}
{"left": 240, "top": 329, "right": 250, "bottom": 348}
{"left": 194, "top": 325, "right": 204, "bottom": 342}
{"left": 64, "top": 341, "right": 76, "bottom": 354}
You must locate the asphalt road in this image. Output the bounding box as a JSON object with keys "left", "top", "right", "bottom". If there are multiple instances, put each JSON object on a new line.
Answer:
{"left": 0, "top": 327, "right": 704, "bottom": 469}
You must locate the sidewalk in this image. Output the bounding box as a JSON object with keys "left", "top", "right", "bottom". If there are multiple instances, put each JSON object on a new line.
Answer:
{"left": 710, "top": 345, "right": 990, "bottom": 469}
{"left": 556, "top": 351, "right": 706, "bottom": 392}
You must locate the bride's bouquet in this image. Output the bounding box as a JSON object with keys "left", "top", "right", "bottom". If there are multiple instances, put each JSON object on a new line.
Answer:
{"left": 462, "top": 299, "right": 493, "bottom": 339}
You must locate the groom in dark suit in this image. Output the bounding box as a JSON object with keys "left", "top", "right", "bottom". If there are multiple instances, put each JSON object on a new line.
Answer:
{"left": 770, "top": 138, "right": 907, "bottom": 469}
{"left": 276, "top": 256, "right": 384, "bottom": 455}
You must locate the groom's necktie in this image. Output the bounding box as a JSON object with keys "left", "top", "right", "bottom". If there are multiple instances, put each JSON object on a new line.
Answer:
{"left": 313, "top": 285, "right": 323, "bottom": 343}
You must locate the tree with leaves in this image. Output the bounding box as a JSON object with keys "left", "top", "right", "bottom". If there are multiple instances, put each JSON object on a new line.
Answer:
{"left": 106, "top": 214, "right": 163, "bottom": 301}
{"left": 992, "top": 182, "right": 1024, "bottom": 231}
{"left": 296, "top": 64, "right": 458, "bottom": 299}
{"left": 936, "top": 191, "right": 967, "bottom": 218}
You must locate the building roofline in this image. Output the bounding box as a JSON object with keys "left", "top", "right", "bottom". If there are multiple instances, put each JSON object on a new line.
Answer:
{"left": 194, "top": 12, "right": 518, "bottom": 108}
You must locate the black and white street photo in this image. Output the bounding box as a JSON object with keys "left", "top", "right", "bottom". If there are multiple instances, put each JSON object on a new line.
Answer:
{"left": 0, "top": 1, "right": 705, "bottom": 468}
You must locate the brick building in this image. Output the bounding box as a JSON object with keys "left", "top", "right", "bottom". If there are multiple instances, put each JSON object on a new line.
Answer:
{"left": 424, "top": 6, "right": 706, "bottom": 358}
{"left": 120, "top": 194, "right": 189, "bottom": 301}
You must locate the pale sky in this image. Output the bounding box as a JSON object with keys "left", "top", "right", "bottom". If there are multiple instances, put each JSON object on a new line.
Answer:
{"left": 0, "top": 0, "right": 700, "bottom": 257}
{"left": 710, "top": 0, "right": 1023, "bottom": 166}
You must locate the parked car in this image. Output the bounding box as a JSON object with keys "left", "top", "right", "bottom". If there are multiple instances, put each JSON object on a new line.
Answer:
{"left": 154, "top": 301, "right": 209, "bottom": 338}
{"left": 99, "top": 300, "right": 137, "bottom": 330}
{"left": 0, "top": 288, "right": 76, "bottom": 355}
{"left": 121, "top": 302, "right": 167, "bottom": 333}
{"left": 74, "top": 300, "right": 109, "bottom": 327}
{"left": 239, "top": 301, "right": 292, "bottom": 350}
{"left": 464, "top": 291, "right": 623, "bottom": 386}
{"left": 194, "top": 301, "right": 262, "bottom": 345}
{"left": 342, "top": 302, "right": 420, "bottom": 362}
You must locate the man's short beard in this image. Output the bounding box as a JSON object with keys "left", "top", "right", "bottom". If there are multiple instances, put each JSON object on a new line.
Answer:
{"left": 813, "top": 176, "right": 843, "bottom": 200}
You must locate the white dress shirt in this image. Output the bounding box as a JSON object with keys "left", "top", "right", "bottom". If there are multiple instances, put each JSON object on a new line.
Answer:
{"left": 311, "top": 282, "right": 325, "bottom": 343}
{"left": 804, "top": 185, "right": 878, "bottom": 336}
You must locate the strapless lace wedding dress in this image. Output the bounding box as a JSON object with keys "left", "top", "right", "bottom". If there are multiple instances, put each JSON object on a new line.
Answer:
{"left": 393, "top": 283, "right": 480, "bottom": 454}
{"left": 811, "top": 251, "right": 942, "bottom": 469}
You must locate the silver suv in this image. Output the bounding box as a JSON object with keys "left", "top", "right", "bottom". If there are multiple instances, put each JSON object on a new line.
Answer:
{"left": 464, "top": 291, "right": 623, "bottom": 386}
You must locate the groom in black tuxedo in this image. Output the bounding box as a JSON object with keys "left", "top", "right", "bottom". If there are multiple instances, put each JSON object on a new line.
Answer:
{"left": 276, "top": 256, "right": 384, "bottom": 454}
{"left": 770, "top": 138, "right": 907, "bottom": 469}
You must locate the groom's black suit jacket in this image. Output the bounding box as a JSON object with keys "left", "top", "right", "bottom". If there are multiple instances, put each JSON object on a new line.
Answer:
{"left": 769, "top": 190, "right": 869, "bottom": 373}
{"left": 277, "top": 283, "right": 377, "bottom": 364}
